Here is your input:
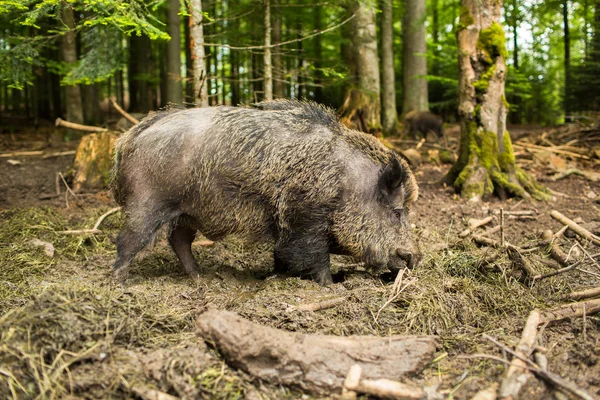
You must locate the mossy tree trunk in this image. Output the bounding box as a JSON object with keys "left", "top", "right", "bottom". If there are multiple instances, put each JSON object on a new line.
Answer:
{"left": 445, "top": 0, "right": 549, "bottom": 202}
{"left": 339, "top": 0, "right": 381, "bottom": 134}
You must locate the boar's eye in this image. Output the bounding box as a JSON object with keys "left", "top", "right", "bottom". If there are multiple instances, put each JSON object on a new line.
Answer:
{"left": 393, "top": 208, "right": 405, "bottom": 219}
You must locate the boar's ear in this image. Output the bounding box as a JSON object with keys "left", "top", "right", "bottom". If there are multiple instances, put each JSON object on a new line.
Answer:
{"left": 378, "top": 157, "right": 406, "bottom": 198}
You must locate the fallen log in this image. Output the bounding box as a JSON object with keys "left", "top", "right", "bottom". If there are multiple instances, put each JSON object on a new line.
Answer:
{"left": 562, "top": 286, "right": 600, "bottom": 301}
{"left": 196, "top": 309, "right": 437, "bottom": 396}
{"left": 540, "top": 299, "right": 600, "bottom": 323}
{"left": 549, "top": 210, "right": 600, "bottom": 246}
{"left": 55, "top": 117, "right": 108, "bottom": 133}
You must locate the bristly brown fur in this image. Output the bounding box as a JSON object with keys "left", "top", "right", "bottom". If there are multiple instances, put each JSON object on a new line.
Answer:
{"left": 111, "top": 100, "right": 420, "bottom": 284}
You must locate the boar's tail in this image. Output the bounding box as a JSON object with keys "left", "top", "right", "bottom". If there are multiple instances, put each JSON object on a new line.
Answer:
{"left": 111, "top": 110, "right": 175, "bottom": 205}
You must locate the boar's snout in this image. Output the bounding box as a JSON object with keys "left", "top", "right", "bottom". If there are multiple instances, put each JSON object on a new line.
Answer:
{"left": 396, "top": 245, "right": 422, "bottom": 270}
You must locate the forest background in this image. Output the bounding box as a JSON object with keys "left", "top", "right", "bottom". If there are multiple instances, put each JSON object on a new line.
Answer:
{"left": 2, "top": 0, "right": 599, "bottom": 134}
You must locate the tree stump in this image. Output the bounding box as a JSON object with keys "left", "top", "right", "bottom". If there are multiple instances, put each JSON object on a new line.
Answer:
{"left": 70, "top": 131, "right": 117, "bottom": 192}
{"left": 196, "top": 310, "right": 438, "bottom": 396}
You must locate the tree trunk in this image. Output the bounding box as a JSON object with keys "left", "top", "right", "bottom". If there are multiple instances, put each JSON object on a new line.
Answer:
{"left": 166, "top": 0, "right": 183, "bottom": 105}
{"left": 509, "top": 0, "right": 520, "bottom": 124}
{"left": 313, "top": 4, "right": 323, "bottom": 103}
{"left": 296, "top": 20, "right": 303, "bottom": 99}
{"left": 264, "top": 0, "right": 273, "bottom": 101}
{"left": 381, "top": 0, "right": 400, "bottom": 136}
{"left": 61, "top": 2, "right": 84, "bottom": 125}
{"left": 445, "top": 0, "right": 548, "bottom": 201}
{"left": 563, "top": 0, "right": 571, "bottom": 120}
{"left": 184, "top": 15, "right": 194, "bottom": 105}
{"left": 82, "top": 83, "right": 100, "bottom": 125}
{"left": 272, "top": 0, "right": 284, "bottom": 99}
{"left": 189, "top": 0, "right": 209, "bottom": 107}
{"left": 339, "top": 0, "right": 381, "bottom": 134}
{"left": 402, "top": 0, "right": 428, "bottom": 114}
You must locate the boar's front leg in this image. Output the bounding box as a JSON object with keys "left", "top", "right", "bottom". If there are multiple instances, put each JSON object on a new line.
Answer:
{"left": 274, "top": 229, "right": 333, "bottom": 286}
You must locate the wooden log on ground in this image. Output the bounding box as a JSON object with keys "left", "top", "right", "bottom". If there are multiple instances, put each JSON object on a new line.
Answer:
{"left": 562, "top": 286, "right": 600, "bottom": 301}
{"left": 498, "top": 310, "right": 548, "bottom": 400}
{"left": 540, "top": 299, "right": 600, "bottom": 323}
{"left": 550, "top": 210, "right": 600, "bottom": 246}
{"left": 70, "top": 131, "right": 117, "bottom": 192}
{"left": 196, "top": 309, "right": 437, "bottom": 396}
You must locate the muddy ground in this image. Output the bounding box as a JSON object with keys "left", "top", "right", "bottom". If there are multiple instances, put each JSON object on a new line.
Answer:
{"left": 1, "top": 123, "right": 599, "bottom": 399}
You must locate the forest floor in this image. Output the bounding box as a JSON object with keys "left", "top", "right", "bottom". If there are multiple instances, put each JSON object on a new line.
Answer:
{"left": 1, "top": 121, "right": 600, "bottom": 399}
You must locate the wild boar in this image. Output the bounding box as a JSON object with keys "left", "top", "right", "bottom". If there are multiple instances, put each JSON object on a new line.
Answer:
{"left": 404, "top": 110, "right": 444, "bottom": 140}
{"left": 112, "top": 100, "right": 421, "bottom": 285}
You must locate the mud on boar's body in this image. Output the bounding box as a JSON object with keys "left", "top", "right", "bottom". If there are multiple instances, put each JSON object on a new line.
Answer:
{"left": 112, "top": 100, "right": 421, "bottom": 285}
{"left": 404, "top": 110, "right": 444, "bottom": 140}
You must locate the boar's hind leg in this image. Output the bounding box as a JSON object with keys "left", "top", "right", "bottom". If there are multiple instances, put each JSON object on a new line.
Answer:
{"left": 274, "top": 232, "right": 333, "bottom": 286}
{"left": 168, "top": 225, "right": 200, "bottom": 278}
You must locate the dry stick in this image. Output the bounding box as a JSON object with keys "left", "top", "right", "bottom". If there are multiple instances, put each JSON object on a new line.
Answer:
{"left": 542, "top": 230, "right": 570, "bottom": 267}
{"left": 578, "top": 243, "right": 600, "bottom": 271}
{"left": 471, "top": 382, "right": 500, "bottom": 400}
{"left": 513, "top": 142, "right": 591, "bottom": 160}
{"left": 540, "top": 299, "right": 600, "bottom": 323}
{"left": 550, "top": 210, "right": 600, "bottom": 246}
{"left": 485, "top": 335, "right": 595, "bottom": 400}
{"left": 506, "top": 246, "right": 537, "bottom": 282}
{"left": 42, "top": 150, "right": 77, "bottom": 159}
{"left": 562, "top": 286, "right": 600, "bottom": 301}
{"left": 59, "top": 207, "right": 121, "bottom": 235}
{"left": 343, "top": 365, "right": 424, "bottom": 400}
{"left": 109, "top": 98, "right": 140, "bottom": 125}
{"left": 55, "top": 117, "right": 107, "bottom": 133}
{"left": 492, "top": 209, "right": 536, "bottom": 216}
{"left": 473, "top": 235, "right": 501, "bottom": 248}
{"left": 532, "top": 259, "right": 584, "bottom": 281}
{"left": 521, "top": 225, "right": 568, "bottom": 250}
{"left": 297, "top": 296, "right": 348, "bottom": 312}
{"left": 0, "top": 150, "right": 45, "bottom": 158}
{"left": 550, "top": 168, "right": 600, "bottom": 183}
{"left": 459, "top": 216, "right": 494, "bottom": 238}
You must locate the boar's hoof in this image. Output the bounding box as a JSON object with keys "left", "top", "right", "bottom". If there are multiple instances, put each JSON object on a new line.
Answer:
{"left": 313, "top": 269, "right": 334, "bottom": 286}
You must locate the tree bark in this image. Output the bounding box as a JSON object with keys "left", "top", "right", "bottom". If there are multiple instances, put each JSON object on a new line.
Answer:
{"left": 381, "top": 0, "right": 400, "bottom": 136}
{"left": 313, "top": 4, "right": 323, "bottom": 103}
{"left": 445, "top": 0, "right": 548, "bottom": 201}
{"left": 189, "top": 0, "right": 209, "bottom": 107}
{"left": 272, "top": 0, "right": 284, "bottom": 99}
{"left": 563, "top": 0, "right": 571, "bottom": 119}
{"left": 166, "top": 0, "right": 183, "bottom": 105}
{"left": 82, "top": 83, "right": 100, "bottom": 125}
{"left": 60, "top": 1, "right": 83, "bottom": 125}
{"left": 264, "top": 0, "right": 273, "bottom": 101}
{"left": 509, "top": 0, "right": 520, "bottom": 124}
{"left": 339, "top": 0, "right": 381, "bottom": 134}
{"left": 402, "top": 0, "right": 429, "bottom": 114}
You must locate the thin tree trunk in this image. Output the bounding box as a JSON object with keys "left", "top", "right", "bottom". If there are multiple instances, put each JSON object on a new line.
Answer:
{"left": 445, "top": 0, "right": 548, "bottom": 201}
{"left": 61, "top": 1, "right": 83, "bottom": 124}
{"left": 263, "top": 0, "right": 273, "bottom": 101}
{"left": 381, "top": 0, "right": 400, "bottom": 136}
{"left": 189, "top": 0, "right": 209, "bottom": 107}
{"left": 313, "top": 4, "right": 323, "bottom": 103}
{"left": 339, "top": 0, "right": 381, "bottom": 134}
{"left": 510, "top": 0, "right": 520, "bottom": 124}
{"left": 563, "top": 0, "right": 571, "bottom": 120}
{"left": 166, "top": 0, "right": 183, "bottom": 104}
{"left": 402, "top": 0, "right": 428, "bottom": 114}
{"left": 184, "top": 15, "right": 194, "bottom": 105}
{"left": 82, "top": 84, "right": 100, "bottom": 125}
{"left": 296, "top": 21, "right": 303, "bottom": 99}
{"left": 272, "top": 1, "right": 284, "bottom": 99}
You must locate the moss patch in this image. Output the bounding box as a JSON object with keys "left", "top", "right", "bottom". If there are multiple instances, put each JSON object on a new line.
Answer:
{"left": 474, "top": 65, "right": 497, "bottom": 94}
{"left": 477, "top": 22, "right": 508, "bottom": 63}
{"left": 457, "top": 6, "right": 474, "bottom": 31}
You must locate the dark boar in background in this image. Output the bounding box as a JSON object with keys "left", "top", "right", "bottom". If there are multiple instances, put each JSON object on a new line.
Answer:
{"left": 404, "top": 110, "right": 444, "bottom": 140}
{"left": 112, "top": 100, "right": 421, "bottom": 285}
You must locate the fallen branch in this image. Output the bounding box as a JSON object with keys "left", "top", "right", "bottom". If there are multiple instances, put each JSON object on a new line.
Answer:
{"left": 342, "top": 364, "right": 425, "bottom": 400}
{"left": 42, "top": 150, "right": 77, "bottom": 159}
{"left": 550, "top": 168, "right": 600, "bottom": 182}
{"left": 297, "top": 296, "right": 348, "bottom": 312}
{"left": 459, "top": 216, "right": 494, "bottom": 238}
{"left": 540, "top": 299, "right": 600, "bottom": 323}
{"left": 375, "top": 268, "right": 417, "bottom": 322}
{"left": 472, "top": 235, "right": 501, "bottom": 248}
{"left": 562, "top": 286, "right": 600, "bottom": 301}
{"left": 487, "top": 334, "right": 595, "bottom": 400}
{"left": 0, "top": 150, "right": 44, "bottom": 158}
{"left": 514, "top": 142, "right": 590, "bottom": 160}
{"left": 59, "top": 207, "right": 121, "bottom": 235}
{"left": 55, "top": 117, "right": 108, "bottom": 133}
{"left": 110, "top": 98, "right": 140, "bottom": 125}
{"left": 532, "top": 259, "right": 583, "bottom": 281}
{"left": 550, "top": 210, "right": 600, "bottom": 246}
{"left": 507, "top": 246, "right": 536, "bottom": 282}
{"left": 471, "top": 382, "right": 499, "bottom": 400}
{"left": 542, "top": 230, "right": 570, "bottom": 267}
{"left": 196, "top": 309, "right": 437, "bottom": 396}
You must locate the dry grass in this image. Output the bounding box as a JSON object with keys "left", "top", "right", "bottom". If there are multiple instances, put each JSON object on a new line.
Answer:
{"left": 0, "top": 206, "right": 598, "bottom": 399}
